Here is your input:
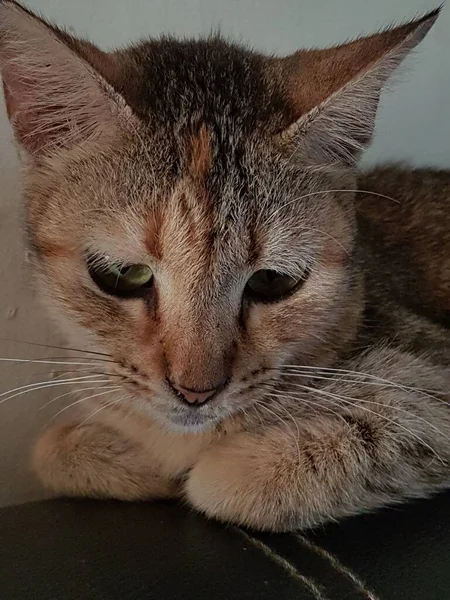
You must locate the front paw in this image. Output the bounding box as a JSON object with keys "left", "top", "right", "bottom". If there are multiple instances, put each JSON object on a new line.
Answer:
{"left": 185, "top": 432, "right": 304, "bottom": 532}
{"left": 33, "top": 423, "right": 179, "bottom": 501}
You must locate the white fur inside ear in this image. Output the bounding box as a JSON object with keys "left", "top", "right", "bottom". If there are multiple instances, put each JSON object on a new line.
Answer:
{"left": 286, "top": 59, "right": 391, "bottom": 164}
{"left": 0, "top": 2, "right": 124, "bottom": 153}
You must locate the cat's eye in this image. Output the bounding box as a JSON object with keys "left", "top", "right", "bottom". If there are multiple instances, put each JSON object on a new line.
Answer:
{"left": 245, "top": 269, "right": 307, "bottom": 303}
{"left": 88, "top": 259, "right": 153, "bottom": 298}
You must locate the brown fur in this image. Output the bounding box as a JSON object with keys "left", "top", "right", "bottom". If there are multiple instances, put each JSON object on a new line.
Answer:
{"left": 278, "top": 13, "right": 434, "bottom": 117}
{"left": 189, "top": 124, "right": 212, "bottom": 180}
{"left": 357, "top": 166, "right": 450, "bottom": 323}
{"left": 0, "top": 1, "right": 448, "bottom": 531}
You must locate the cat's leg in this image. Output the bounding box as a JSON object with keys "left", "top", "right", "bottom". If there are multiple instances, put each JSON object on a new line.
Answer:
{"left": 186, "top": 348, "right": 450, "bottom": 531}
{"left": 33, "top": 422, "right": 179, "bottom": 500}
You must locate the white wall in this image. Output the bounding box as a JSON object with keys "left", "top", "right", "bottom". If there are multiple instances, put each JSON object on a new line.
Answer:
{"left": 0, "top": 0, "right": 448, "bottom": 507}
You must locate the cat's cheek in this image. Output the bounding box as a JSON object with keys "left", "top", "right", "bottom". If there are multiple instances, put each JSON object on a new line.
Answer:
{"left": 184, "top": 432, "right": 300, "bottom": 532}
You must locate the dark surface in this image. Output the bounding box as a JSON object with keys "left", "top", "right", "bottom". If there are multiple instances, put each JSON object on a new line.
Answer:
{"left": 1, "top": 493, "right": 450, "bottom": 599}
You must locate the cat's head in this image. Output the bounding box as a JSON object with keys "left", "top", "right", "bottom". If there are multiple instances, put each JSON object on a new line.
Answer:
{"left": 0, "top": 1, "right": 438, "bottom": 430}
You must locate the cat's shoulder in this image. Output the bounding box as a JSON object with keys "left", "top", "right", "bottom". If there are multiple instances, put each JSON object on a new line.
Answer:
{"left": 357, "top": 162, "right": 450, "bottom": 214}
{"left": 355, "top": 163, "right": 450, "bottom": 328}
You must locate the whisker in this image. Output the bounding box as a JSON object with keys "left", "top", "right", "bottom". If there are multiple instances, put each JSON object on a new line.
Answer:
{"left": 279, "top": 365, "right": 442, "bottom": 399}
{"left": 346, "top": 395, "right": 450, "bottom": 445}
{"left": 282, "top": 372, "right": 438, "bottom": 398}
{"left": 39, "top": 386, "right": 107, "bottom": 411}
{"left": 0, "top": 380, "right": 113, "bottom": 408}
{"left": 255, "top": 400, "right": 302, "bottom": 467}
{"left": 303, "top": 227, "right": 351, "bottom": 256}
{"left": 0, "top": 376, "right": 114, "bottom": 406}
{"left": 29, "top": 355, "right": 116, "bottom": 364}
{"left": 50, "top": 387, "right": 121, "bottom": 421}
{"left": 0, "top": 374, "right": 114, "bottom": 397}
{"left": 8, "top": 368, "right": 117, "bottom": 385}
{"left": 274, "top": 379, "right": 450, "bottom": 446}
{"left": 262, "top": 188, "right": 401, "bottom": 228}
{"left": 296, "top": 384, "right": 445, "bottom": 465}
{"left": 49, "top": 368, "right": 116, "bottom": 379}
{"left": 245, "top": 403, "right": 265, "bottom": 429}
{"left": 263, "top": 387, "right": 350, "bottom": 426}
{"left": 76, "top": 395, "right": 124, "bottom": 428}
{"left": 0, "top": 358, "right": 115, "bottom": 367}
{"left": 0, "top": 337, "right": 111, "bottom": 357}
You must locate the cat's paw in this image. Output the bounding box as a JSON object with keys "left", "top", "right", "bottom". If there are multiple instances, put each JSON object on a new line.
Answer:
{"left": 33, "top": 423, "right": 179, "bottom": 501}
{"left": 185, "top": 431, "right": 302, "bottom": 531}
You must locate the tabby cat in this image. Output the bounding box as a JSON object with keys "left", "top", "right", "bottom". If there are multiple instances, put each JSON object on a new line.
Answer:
{"left": 1, "top": 0, "right": 449, "bottom": 531}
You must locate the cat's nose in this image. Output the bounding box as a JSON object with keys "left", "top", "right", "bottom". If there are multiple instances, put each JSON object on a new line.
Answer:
{"left": 170, "top": 382, "right": 221, "bottom": 406}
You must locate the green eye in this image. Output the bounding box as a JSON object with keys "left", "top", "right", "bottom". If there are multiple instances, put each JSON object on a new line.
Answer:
{"left": 245, "top": 269, "right": 307, "bottom": 303}
{"left": 88, "top": 259, "right": 153, "bottom": 298}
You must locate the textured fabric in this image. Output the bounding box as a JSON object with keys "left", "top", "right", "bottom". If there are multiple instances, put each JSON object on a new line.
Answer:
{"left": 1, "top": 493, "right": 450, "bottom": 599}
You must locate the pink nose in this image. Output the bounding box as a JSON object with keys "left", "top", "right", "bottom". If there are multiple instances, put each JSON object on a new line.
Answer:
{"left": 171, "top": 383, "right": 219, "bottom": 405}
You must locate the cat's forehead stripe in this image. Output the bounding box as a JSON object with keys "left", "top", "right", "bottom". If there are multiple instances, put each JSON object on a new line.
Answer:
{"left": 145, "top": 209, "right": 164, "bottom": 261}
{"left": 189, "top": 124, "right": 212, "bottom": 180}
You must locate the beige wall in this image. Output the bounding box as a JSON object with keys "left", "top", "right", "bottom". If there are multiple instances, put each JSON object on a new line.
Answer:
{"left": 0, "top": 97, "right": 63, "bottom": 506}
{"left": 0, "top": 0, "right": 449, "bottom": 507}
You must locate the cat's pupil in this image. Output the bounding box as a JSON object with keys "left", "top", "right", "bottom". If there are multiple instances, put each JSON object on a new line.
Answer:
{"left": 266, "top": 272, "right": 281, "bottom": 283}
{"left": 245, "top": 269, "right": 305, "bottom": 303}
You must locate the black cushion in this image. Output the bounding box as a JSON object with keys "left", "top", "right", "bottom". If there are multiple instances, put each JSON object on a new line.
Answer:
{"left": 1, "top": 492, "right": 450, "bottom": 599}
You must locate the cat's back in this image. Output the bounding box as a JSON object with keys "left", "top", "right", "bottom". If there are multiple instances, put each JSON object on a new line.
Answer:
{"left": 356, "top": 165, "right": 450, "bottom": 325}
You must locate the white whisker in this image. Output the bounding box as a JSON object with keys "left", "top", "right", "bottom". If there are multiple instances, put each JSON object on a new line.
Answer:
{"left": 270, "top": 380, "right": 450, "bottom": 446}
{"left": 49, "top": 368, "right": 115, "bottom": 379}
{"left": 283, "top": 372, "right": 439, "bottom": 399}
{"left": 50, "top": 387, "right": 121, "bottom": 421}
{"left": 76, "top": 396, "right": 124, "bottom": 428}
{"left": 255, "top": 400, "right": 302, "bottom": 467}
{"left": 262, "top": 188, "right": 400, "bottom": 229}
{"left": 0, "top": 338, "right": 111, "bottom": 357}
{"left": 0, "top": 377, "right": 113, "bottom": 406}
{"left": 297, "top": 384, "right": 445, "bottom": 465}
{"left": 0, "top": 374, "right": 114, "bottom": 399}
{"left": 263, "top": 388, "right": 350, "bottom": 426}
{"left": 39, "top": 386, "right": 106, "bottom": 411}
{"left": 0, "top": 357, "right": 114, "bottom": 366}
{"left": 279, "top": 365, "right": 441, "bottom": 400}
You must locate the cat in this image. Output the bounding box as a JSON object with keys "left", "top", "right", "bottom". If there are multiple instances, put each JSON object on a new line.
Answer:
{"left": 0, "top": 0, "right": 449, "bottom": 531}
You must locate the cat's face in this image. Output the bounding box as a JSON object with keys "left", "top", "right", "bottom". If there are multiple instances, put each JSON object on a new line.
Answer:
{"left": 27, "top": 124, "right": 356, "bottom": 430}
{"left": 0, "top": 1, "right": 436, "bottom": 430}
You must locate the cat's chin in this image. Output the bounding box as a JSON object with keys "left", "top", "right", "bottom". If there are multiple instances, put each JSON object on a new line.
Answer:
{"left": 164, "top": 413, "right": 220, "bottom": 434}
{"left": 148, "top": 406, "right": 223, "bottom": 434}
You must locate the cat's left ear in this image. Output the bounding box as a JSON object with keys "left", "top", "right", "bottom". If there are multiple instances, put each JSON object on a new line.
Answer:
{"left": 274, "top": 9, "right": 439, "bottom": 164}
{"left": 0, "top": 0, "right": 128, "bottom": 155}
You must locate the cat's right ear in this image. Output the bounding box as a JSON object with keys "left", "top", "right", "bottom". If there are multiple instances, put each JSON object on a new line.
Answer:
{"left": 0, "top": 0, "right": 130, "bottom": 155}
